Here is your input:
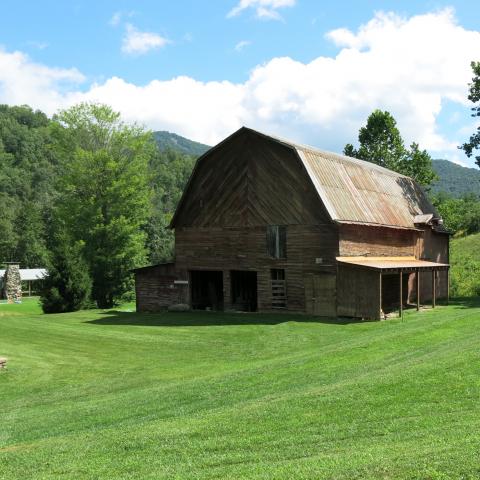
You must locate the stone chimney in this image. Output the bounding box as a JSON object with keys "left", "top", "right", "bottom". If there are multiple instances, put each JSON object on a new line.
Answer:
{"left": 3, "top": 263, "right": 22, "bottom": 303}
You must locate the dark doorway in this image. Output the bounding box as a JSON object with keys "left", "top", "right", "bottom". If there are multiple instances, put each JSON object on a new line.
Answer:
{"left": 381, "top": 272, "right": 410, "bottom": 313}
{"left": 190, "top": 270, "right": 224, "bottom": 310}
{"left": 231, "top": 270, "right": 258, "bottom": 312}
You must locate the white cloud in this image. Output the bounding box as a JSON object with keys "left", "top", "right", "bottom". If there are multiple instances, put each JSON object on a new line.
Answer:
{"left": 227, "top": 0, "right": 295, "bottom": 20}
{"left": 1, "top": 9, "right": 480, "bottom": 167}
{"left": 26, "top": 41, "right": 49, "bottom": 50}
{"left": 109, "top": 10, "right": 135, "bottom": 27}
{"left": 235, "top": 40, "right": 251, "bottom": 52}
{"left": 109, "top": 11, "right": 122, "bottom": 26}
{"left": 0, "top": 47, "right": 84, "bottom": 113}
{"left": 121, "top": 24, "right": 168, "bottom": 55}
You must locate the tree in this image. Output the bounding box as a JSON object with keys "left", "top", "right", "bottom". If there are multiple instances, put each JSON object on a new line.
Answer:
{"left": 401, "top": 143, "right": 438, "bottom": 189}
{"left": 344, "top": 109, "right": 437, "bottom": 189}
{"left": 146, "top": 148, "right": 196, "bottom": 263}
{"left": 460, "top": 61, "right": 480, "bottom": 167}
{"left": 52, "top": 103, "right": 154, "bottom": 308}
{"left": 431, "top": 192, "right": 480, "bottom": 235}
{"left": 40, "top": 232, "right": 92, "bottom": 313}
{"left": 0, "top": 105, "right": 57, "bottom": 266}
{"left": 344, "top": 110, "right": 405, "bottom": 171}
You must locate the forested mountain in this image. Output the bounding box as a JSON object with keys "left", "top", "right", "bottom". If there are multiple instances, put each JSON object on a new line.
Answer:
{"left": 431, "top": 159, "right": 480, "bottom": 198}
{"left": 0, "top": 105, "right": 198, "bottom": 270}
{"left": 153, "top": 131, "right": 210, "bottom": 157}
{"left": 0, "top": 105, "right": 58, "bottom": 267}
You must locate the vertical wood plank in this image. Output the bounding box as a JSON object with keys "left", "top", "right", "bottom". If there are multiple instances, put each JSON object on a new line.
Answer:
{"left": 416, "top": 268, "right": 420, "bottom": 311}
{"left": 432, "top": 269, "right": 436, "bottom": 309}
{"left": 447, "top": 268, "right": 450, "bottom": 305}
{"left": 379, "top": 272, "right": 383, "bottom": 319}
{"left": 399, "top": 269, "right": 403, "bottom": 318}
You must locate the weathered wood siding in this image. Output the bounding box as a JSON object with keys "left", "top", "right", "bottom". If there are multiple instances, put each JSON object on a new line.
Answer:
{"left": 339, "top": 224, "right": 416, "bottom": 257}
{"left": 337, "top": 265, "right": 381, "bottom": 319}
{"left": 170, "top": 130, "right": 339, "bottom": 313}
{"left": 414, "top": 228, "right": 449, "bottom": 301}
{"left": 135, "top": 264, "right": 189, "bottom": 312}
{"left": 175, "top": 224, "right": 338, "bottom": 312}
{"left": 173, "top": 131, "right": 330, "bottom": 228}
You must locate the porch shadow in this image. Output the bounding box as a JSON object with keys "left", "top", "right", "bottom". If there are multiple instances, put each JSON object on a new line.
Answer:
{"left": 86, "top": 310, "right": 364, "bottom": 327}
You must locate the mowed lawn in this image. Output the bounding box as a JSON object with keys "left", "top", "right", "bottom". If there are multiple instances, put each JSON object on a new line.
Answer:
{"left": 1, "top": 299, "right": 480, "bottom": 479}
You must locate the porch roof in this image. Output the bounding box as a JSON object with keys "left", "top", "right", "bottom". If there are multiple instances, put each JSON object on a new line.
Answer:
{"left": 336, "top": 256, "right": 449, "bottom": 272}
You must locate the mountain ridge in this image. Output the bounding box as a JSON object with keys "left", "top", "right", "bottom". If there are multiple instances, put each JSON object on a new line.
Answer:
{"left": 153, "top": 131, "right": 480, "bottom": 198}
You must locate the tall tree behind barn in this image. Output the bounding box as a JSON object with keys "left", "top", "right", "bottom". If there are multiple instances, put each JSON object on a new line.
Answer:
{"left": 134, "top": 127, "right": 449, "bottom": 319}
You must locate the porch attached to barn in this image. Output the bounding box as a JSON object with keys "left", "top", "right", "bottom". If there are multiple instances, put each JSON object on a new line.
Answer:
{"left": 337, "top": 257, "right": 450, "bottom": 320}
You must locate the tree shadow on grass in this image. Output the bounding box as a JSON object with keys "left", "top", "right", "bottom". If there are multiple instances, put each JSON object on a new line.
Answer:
{"left": 86, "top": 309, "right": 363, "bottom": 327}
{"left": 447, "top": 296, "right": 480, "bottom": 309}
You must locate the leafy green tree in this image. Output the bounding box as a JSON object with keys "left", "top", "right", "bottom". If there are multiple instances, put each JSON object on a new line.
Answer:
{"left": 344, "top": 109, "right": 437, "bottom": 189}
{"left": 40, "top": 232, "right": 92, "bottom": 313}
{"left": 0, "top": 105, "right": 57, "bottom": 266}
{"left": 460, "top": 61, "right": 480, "bottom": 167}
{"left": 344, "top": 110, "right": 405, "bottom": 171}
{"left": 431, "top": 192, "right": 480, "bottom": 235}
{"left": 53, "top": 103, "right": 154, "bottom": 308}
{"left": 401, "top": 143, "right": 438, "bottom": 189}
{"left": 146, "top": 148, "right": 196, "bottom": 263}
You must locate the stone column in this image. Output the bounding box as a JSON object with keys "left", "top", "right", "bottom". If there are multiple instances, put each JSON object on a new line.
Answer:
{"left": 4, "top": 264, "right": 22, "bottom": 303}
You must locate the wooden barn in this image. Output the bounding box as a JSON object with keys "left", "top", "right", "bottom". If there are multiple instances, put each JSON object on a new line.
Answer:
{"left": 134, "top": 127, "right": 449, "bottom": 319}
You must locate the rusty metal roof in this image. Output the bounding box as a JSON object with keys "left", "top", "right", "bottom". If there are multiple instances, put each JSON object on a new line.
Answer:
{"left": 171, "top": 127, "right": 441, "bottom": 230}
{"left": 337, "top": 256, "right": 449, "bottom": 270}
{"left": 253, "top": 129, "right": 440, "bottom": 229}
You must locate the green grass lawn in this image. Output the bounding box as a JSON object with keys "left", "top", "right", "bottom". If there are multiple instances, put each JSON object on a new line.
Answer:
{"left": 451, "top": 232, "right": 480, "bottom": 297}
{"left": 1, "top": 298, "right": 480, "bottom": 479}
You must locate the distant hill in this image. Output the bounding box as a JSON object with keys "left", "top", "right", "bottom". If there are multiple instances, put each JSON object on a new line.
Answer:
{"left": 154, "top": 131, "right": 210, "bottom": 157}
{"left": 431, "top": 159, "right": 480, "bottom": 198}
{"left": 153, "top": 133, "right": 480, "bottom": 198}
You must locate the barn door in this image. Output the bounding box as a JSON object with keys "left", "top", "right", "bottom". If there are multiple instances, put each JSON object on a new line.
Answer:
{"left": 305, "top": 274, "right": 336, "bottom": 316}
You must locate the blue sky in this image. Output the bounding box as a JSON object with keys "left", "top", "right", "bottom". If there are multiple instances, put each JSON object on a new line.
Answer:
{"left": 0, "top": 0, "right": 479, "bottom": 166}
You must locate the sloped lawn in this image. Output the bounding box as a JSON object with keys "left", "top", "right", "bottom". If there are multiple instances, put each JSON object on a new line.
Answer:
{"left": 1, "top": 297, "right": 480, "bottom": 479}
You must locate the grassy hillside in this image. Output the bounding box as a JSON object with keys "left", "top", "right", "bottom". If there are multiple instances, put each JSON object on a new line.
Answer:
{"left": 431, "top": 159, "right": 480, "bottom": 198}
{"left": 450, "top": 232, "right": 480, "bottom": 297}
{"left": 1, "top": 299, "right": 480, "bottom": 479}
{"left": 154, "top": 131, "right": 210, "bottom": 157}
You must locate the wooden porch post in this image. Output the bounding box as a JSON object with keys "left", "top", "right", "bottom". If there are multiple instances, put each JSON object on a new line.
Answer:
{"left": 399, "top": 269, "right": 403, "bottom": 318}
{"left": 416, "top": 268, "right": 420, "bottom": 311}
{"left": 447, "top": 268, "right": 450, "bottom": 305}
{"left": 432, "top": 269, "right": 436, "bottom": 309}
{"left": 379, "top": 271, "right": 382, "bottom": 319}
{"left": 28, "top": 280, "right": 31, "bottom": 297}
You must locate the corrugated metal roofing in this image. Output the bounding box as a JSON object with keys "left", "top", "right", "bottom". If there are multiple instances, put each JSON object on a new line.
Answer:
{"left": 253, "top": 128, "right": 440, "bottom": 229}
{"left": 0, "top": 268, "right": 47, "bottom": 281}
{"left": 171, "top": 127, "right": 442, "bottom": 230}
{"left": 336, "top": 256, "right": 449, "bottom": 270}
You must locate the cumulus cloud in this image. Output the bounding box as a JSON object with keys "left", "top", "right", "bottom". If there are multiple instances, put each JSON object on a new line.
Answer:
{"left": 0, "top": 47, "right": 84, "bottom": 113}
{"left": 1, "top": 9, "right": 479, "bottom": 165}
{"left": 121, "top": 24, "right": 168, "bottom": 55}
{"left": 235, "top": 40, "right": 251, "bottom": 52}
{"left": 109, "top": 11, "right": 122, "bottom": 26}
{"left": 109, "top": 10, "right": 136, "bottom": 27}
{"left": 227, "top": 0, "right": 296, "bottom": 20}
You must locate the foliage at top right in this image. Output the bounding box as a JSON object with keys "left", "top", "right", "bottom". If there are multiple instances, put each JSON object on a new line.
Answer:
{"left": 460, "top": 61, "right": 480, "bottom": 168}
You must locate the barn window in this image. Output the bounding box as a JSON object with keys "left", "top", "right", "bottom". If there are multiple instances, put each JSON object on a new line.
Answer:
{"left": 271, "top": 269, "right": 286, "bottom": 308}
{"left": 266, "top": 225, "right": 287, "bottom": 259}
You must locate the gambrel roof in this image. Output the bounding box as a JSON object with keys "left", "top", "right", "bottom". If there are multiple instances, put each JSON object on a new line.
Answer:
{"left": 171, "top": 127, "right": 441, "bottom": 230}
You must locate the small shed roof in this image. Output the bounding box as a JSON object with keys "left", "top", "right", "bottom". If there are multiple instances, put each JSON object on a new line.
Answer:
{"left": 337, "top": 256, "right": 449, "bottom": 271}
{"left": 0, "top": 268, "right": 47, "bottom": 281}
